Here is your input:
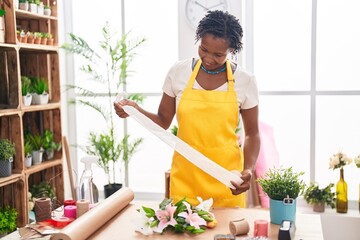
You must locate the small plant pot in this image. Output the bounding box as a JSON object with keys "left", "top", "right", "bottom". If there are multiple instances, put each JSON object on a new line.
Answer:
{"left": 25, "top": 155, "right": 33, "bottom": 167}
{"left": 22, "top": 94, "right": 32, "bottom": 106}
{"left": 34, "top": 38, "right": 41, "bottom": 44}
{"left": 313, "top": 203, "right": 325, "bottom": 213}
{"left": 27, "top": 36, "right": 35, "bottom": 44}
{"left": 269, "top": 198, "right": 297, "bottom": 225}
{"left": 37, "top": 5, "right": 44, "bottom": 15}
{"left": 45, "top": 150, "right": 54, "bottom": 160}
{"left": 104, "top": 183, "right": 122, "bottom": 198}
{"left": 0, "top": 158, "right": 13, "bottom": 177}
{"left": 44, "top": 8, "right": 51, "bottom": 16}
{"left": 32, "top": 93, "right": 49, "bottom": 105}
{"left": 14, "top": 0, "right": 20, "bottom": 9}
{"left": 32, "top": 150, "right": 43, "bottom": 165}
{"left": 40, "top": 37, "right": 47, "bottom": 45}
{"left": 29, "top": 3, "right": 37, "bottom": 13}
{"left": 19, "top": 2, "right": 29, "bottom": 11}
{"left": 47, "top": 38, "right": 54, "bottom": 46}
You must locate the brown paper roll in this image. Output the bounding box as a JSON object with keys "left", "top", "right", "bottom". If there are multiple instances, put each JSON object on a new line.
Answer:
{"left": 229, "top": 218, "right": 250, "bottom": 236}
{"left": 51, "top": 187, "right": 134, "bottom": 240}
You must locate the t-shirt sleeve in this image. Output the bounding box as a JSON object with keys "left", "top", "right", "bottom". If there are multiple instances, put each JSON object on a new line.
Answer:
{"left": 241, "top": 74, "right": 259, "bottom": 109}
{"left": 162, "top": 63, "right": 176, "bottom": 97}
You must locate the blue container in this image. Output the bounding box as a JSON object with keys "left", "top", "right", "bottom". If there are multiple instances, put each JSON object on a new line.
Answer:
{"left": 269, "top": 198, "right": 297, "bottom": 225}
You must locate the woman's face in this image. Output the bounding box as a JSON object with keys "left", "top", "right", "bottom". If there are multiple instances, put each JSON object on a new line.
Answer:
{"left": 198, "top": 33, "right": 231, "bottom": 71}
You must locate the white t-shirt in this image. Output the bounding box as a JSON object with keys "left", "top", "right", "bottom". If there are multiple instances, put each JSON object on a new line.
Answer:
{"left": 162, "top": 58, "right": 259, "bottom": 111}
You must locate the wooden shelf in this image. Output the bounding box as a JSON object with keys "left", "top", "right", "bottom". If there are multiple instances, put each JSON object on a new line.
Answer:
{"left": 0, "top": 0, "right": 63, "bottom": 228}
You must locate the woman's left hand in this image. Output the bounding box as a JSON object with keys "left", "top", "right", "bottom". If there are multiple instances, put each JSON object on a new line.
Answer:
{"left": 230, "top": 169, "right": 252, "bottom": 195}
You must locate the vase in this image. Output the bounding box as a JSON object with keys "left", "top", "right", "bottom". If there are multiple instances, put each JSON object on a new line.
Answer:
{"left": 269, "top": 198, "right": 296, "bottom": 225}
{"left": 313, "top": 203, "right": 325, "bottom": 213}
{"left": 336, "top": 167, "right": 348, "bottom": 213}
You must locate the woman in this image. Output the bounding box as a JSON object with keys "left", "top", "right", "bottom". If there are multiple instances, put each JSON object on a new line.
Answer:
{"left": 114, "top": 10, "right": 260, "bottom": 207}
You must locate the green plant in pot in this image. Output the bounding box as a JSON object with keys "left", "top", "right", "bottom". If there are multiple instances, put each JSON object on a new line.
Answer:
{"left": 0, "top": 139, "right": 15, "bottom": 177}
{"left": 304, "top": 182, "right": 335, "bottom": 212}
{"left": 21, "top": 76, "right": 32, "bottom": 106}
{"left": 30, "top": 77, "right": 49, "bottom": 105}
{"left": 30, "top": 181, "right": 55, "bottom": 199}
{"left": 257, "top": 166, "right": 305, "bottom": 225}
{"left": 0, "top": 206, "right": 18, "bottom": 236}
{"left": 24, "top": 139, "right": 33, "bottom": 167}
{"left": 25, "top": 133, "right": 43, "bottom": 165}
{"left": 61, "top": 22, "right": 146, "bottom": 196}
{"left": 42, "top": 129, "right": 62, "bottom": 160}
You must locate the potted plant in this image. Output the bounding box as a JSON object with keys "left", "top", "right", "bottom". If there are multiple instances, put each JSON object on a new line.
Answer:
{"left": 304, "top": 182, "right": 335, "bottom": 212}
{"left": 44, "top": 32, "right": 53, "bottom": 45}
{"left": 42, "top": 129, "right": 61, "bottom": 160}
{"left": 25, "top": 133, "right": 43, "bottom": 165}
{"left": 0, "top": 139, "right": 15, "bottom": 177}
{"left": 26, "top": 31, "right": 34, "bottom": 44}
{"left": 36, "top": 0, "right": 43, "bottom": 15}
{"left": 34, "top": 31, "right": 41, "bottom": 44}
{"left": 0, "top": 206, "right": 17, "bottom": 236}
{"left": 21, "top": 76, "right": 32, "bottom": 106}
{"left": 44, "top": 4, "right": 51, "bottom": 16}
{"left": 28, "top": 0, "right": 37, "bottom": 13}
{"left": 257, "top": 166, "right": 306, "bottom": 225}
{"left": 61, "top": 22, "right": 146, "bottom": 196}
{"left": 31, "top": 77, "right": 49, "bottom": 105}
{"left": 24, "top": 139, "right": 33, "bottom": 167}
{"left": 30, "top": 181, "right": 55, "bottom": 199}
{"left": 19, "top": 0, "right": 28, "bottom": 11}
{"left": 40, "top": 32, "right": 47, "bottom": 44}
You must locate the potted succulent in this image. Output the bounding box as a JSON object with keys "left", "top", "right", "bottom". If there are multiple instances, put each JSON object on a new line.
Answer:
{"left": 24, "top": 139, "right": 33, "bottom": 167}
{"left": 28, "top": 0, "right": 37, "bottom": 13}
{"left": 0, "top": 7, "right": 4, "bottom": 43}
{"left": 0, "top": 206, "right": 18, "bottom": 236}
{"left": 36, "top": 0, "right": 44, "bottom": 15}
{"left": 34, "top": 31, "right": 41, "bottom": 44}
{"left": 304, "top": 182, "right": 336, "bottom": 212}
{"left": 26, "top": 31, "right": 34, "bottom": 44}
{"left": 257, "top": 166, "right": 306, "bottom": 225}
{"left": 40, "top": 32, "right": 47, "bottom": 45}
{"left": 42, "top": 129, "right": 61, "bottom": 160}
{"left": 31, "top": 77, "right": 49, "bottom": 105}
{"left": 45, "top": 32, "right": 53, "bottom": 45}
{"left": 62, "top": 22, "right": 146, "bottom": 196}
{"left": 0, "top": 139, "right": 15, "bottom": 177}
{"left": 25, "top": 133, "right": 43, "bottom": 165}
{"left": 44, "top": 4, "right": 51, "bottom": 16}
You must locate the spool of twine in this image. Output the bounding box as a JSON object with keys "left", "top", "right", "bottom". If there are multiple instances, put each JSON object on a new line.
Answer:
{"left": 34, "top": 198, "right": 52, "bottom": 222}
{"left": 229, "top": 218, "right": 250, "bottom": 236}
{"left": 76, "top": 199, "right": 89, "bottom": 218}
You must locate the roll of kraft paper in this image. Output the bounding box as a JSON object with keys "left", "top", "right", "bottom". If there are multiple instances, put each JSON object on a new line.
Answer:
{"left": 50, "top": 187, "right": 134, "bottom": 240}
{"left": 120, "top": 104, "right": 243, "bottom": 189}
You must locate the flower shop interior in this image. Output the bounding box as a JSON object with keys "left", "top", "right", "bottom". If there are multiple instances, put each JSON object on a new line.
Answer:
{"left": 1, "top": 0, "right": 360, "bottom": 239}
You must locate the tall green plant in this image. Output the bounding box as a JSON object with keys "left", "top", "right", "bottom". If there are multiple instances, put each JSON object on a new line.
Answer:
{"left": 61, "top": 22, "right": 146, "bottom": 185}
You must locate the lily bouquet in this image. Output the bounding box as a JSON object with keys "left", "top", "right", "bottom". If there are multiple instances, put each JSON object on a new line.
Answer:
{"left": 136, "top": 197, "right": 216, "bottom": 235}
{"left": 329, "top": 151, "right": 352, "bottom": 170}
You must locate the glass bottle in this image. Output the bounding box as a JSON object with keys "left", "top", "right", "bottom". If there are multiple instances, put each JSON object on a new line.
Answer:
{"left": 336, "top": 167, "right": 348, "bottom": 213}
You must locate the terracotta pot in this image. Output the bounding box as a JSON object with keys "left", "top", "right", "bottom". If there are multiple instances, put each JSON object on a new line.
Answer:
{"left": 34, "top": 38, "right": 41, "bottom": 44}
{"left": 41, "top": 37, "right": 47, "bottom": 45}
{"left": 313, "top": 203, "right": 325, "bottom": 212}
{"left": 47, "top": 38, "right": 54, "bottom": 46}
{"left": 27, "top": 36, "right": 35, "bottom": 44}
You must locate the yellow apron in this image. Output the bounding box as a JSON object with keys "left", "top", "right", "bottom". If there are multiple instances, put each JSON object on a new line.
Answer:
{"left": 170, "top": 59, "right": 245, "bottom": 207}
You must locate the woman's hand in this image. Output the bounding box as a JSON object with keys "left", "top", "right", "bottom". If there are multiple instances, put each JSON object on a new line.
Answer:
{"left": 113, "top": 99, "right": 138, "bottom": 118}
{"left": 230, "top": 169, "right": 252, "bottom": 195}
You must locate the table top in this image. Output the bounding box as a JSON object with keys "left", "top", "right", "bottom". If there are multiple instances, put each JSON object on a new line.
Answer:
{"left": 89, "top": 204, "right": 323, "bottom": 240}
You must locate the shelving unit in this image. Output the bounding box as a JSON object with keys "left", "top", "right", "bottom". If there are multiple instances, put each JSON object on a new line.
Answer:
{"left": 0, "top": 0, "right": 63, "bottom": 227}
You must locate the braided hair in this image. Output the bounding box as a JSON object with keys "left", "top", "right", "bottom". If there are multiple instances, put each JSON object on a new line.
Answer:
{"left": 195, "top": 10, "right": 243, "bottom": 54}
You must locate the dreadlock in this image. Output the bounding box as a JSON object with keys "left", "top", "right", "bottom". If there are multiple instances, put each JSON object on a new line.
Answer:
{"left": 195, "top": 10, "right": 243, "bottom": 54}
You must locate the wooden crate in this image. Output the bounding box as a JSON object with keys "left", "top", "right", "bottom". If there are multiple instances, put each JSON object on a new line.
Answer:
{"left": 0, "top": 113, "right": 24, "bottom": 174}
{"left": 0, "top": 47, "right": 20, "bottom": 110}
{"left": 19, "top": 51, "right": 60, "bottom": 103}
{"left": 0, "top": 177, "right": 27, "bottom": 227}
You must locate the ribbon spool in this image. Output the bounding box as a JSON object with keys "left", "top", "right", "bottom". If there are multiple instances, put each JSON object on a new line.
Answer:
{"left": 229, "top": 218, "right": 250, "bottom": 236}
{"left": 76, "top": 199, "right": 89, "bottom": 218}
{"left": 64, "top": 199, "right": 76, "bottom": 206}
{"left": 52, "top": 216, "right": 74, "bottom": 228}
{"left": 254, "top": 219, "right": 269, "bottom": 237}
{"left": 64, "top": 205, "right": 77, "bottom": 219}
{"left": 34, "top": 197, "right": 52, "bottom": 222}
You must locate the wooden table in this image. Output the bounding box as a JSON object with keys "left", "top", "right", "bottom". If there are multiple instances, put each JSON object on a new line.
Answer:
{"left": 88, "top": 204, "right": 323, "bottom": 240}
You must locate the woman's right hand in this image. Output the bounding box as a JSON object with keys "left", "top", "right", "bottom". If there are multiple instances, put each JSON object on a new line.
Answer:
{"left": 113, "top": 99, "right": 138, "bottom": 118}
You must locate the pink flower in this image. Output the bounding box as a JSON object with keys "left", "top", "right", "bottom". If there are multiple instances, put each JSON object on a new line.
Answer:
{"left": 153, "top": 203, "right": 177, "bottom": 233}
{"left": 178, "top": 202, "right": 206, "bottom": 229}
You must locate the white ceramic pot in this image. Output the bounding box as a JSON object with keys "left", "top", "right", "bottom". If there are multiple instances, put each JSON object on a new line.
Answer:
{"left": 19, "top": 2, "right": 28, "bottom": 11}
{"left": 25, "top": 155, "right": 32, "bottom": 167}
{"left": 29, "top": 3, "right": 37, "bottom": 13}
{"left": 37, "top": 4, "right": 44, "bottom": 15}
{"left": 14, "top": 0, "right": 20, "bottom": 9}
{"left": 32, "top": 150, "right": 43, "bottom": 165}
{"left": 32, "top": 93, "right": 49, "bottom": 105}
{"left": 22, "top": 94, "right": 32, "bottom": 106}
{"left": 44, "top": 8, "right": 51, "bottom": 16}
